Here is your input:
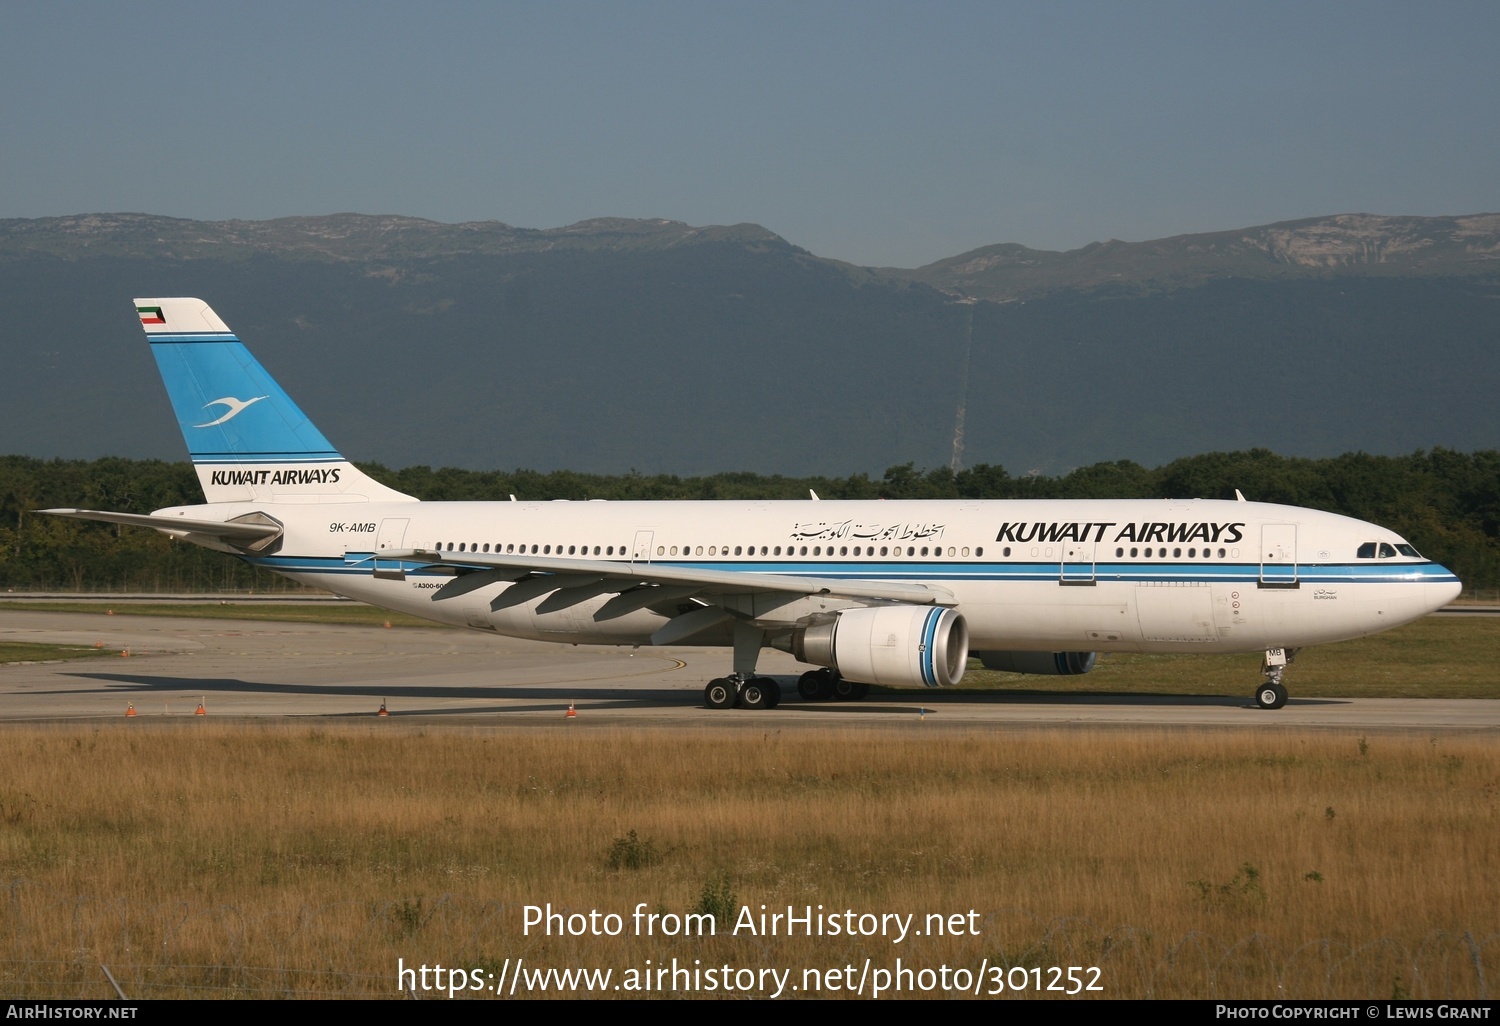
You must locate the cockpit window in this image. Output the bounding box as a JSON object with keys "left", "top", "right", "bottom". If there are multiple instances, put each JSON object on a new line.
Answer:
{"left": 1397, "top": 543, "right": 1421, "bottom": 558}
{"left": 1357, "top": 542, "right": 1376, "bottom": 559}
{"left": 1378, "top": 543, "right": 1397, "bottom": 558}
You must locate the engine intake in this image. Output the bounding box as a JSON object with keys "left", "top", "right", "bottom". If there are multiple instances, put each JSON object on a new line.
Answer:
{"left": 782, "top": 606, "right": 969, "bottom": 688}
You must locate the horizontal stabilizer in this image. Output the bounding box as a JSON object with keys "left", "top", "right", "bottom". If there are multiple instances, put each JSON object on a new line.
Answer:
{"left": 40, "top": 508, "right": 283, "bottom": 552}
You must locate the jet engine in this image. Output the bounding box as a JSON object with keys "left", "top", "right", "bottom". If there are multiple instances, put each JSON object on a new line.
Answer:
{"left": 780, "top": 606, "right": 969, "bottom": 688}
{"left": 975, "top": 651, "right": 1097, "bottom": 675}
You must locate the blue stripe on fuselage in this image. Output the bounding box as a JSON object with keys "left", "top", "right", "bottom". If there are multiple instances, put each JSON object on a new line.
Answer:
{"left": 245, "top": 554, "right": 1459, "bottom": 586}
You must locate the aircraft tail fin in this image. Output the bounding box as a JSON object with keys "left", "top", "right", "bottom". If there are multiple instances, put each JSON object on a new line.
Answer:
{"left": 137, "top": 298, "right": 415, "bottom": 504}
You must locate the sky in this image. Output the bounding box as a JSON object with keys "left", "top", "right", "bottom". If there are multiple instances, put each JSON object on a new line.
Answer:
{"left": 3, "top": 1, "right": 1497, "bottom": 268}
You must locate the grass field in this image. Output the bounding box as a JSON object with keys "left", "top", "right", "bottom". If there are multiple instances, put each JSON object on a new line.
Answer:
{"left": 0, "top": 642, "right": 111, "bottom": 665}
{"left": 958, "top": 615, "right": 1499, "bottom": 700}
{"left": 0, "top": 600, "right": 434, "bottom": 627}
{"left": 0, "top": 723, "right": 1494, "bottom": 1000}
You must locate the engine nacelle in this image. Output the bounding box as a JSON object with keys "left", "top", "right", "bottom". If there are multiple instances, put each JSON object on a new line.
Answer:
{"left": 781, "top": 606, "right": 969, "bottom": 688}
{"left": 975, "top": 651, "right": 1097, "bottom": 675}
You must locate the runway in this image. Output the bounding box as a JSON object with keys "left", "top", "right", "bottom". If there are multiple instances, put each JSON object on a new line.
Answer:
{"left": 2, "top": 609, "right": 1497, "bottom": 732}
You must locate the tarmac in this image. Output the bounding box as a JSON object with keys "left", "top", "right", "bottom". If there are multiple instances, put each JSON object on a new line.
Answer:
{"left": 1, "top": 608, "right": 1496, "bottom": 733}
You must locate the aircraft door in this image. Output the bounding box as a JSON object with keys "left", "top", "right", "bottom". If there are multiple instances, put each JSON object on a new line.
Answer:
{"left": 1259, "top": 524, "right": 1298, "bottom": 587}
{"left": 631, "top": 531, "right": 654, "bottom": 566}
{"left": 1060, "top": 540, "right": 1097, "bottom": 584}
{"left": 374, "top": 518, "right": 410, "bottom": 581}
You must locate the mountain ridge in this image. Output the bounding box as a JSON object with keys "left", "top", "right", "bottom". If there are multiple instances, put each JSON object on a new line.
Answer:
{"left": 0, "top": 210, "right": 1494, "bottom": 477}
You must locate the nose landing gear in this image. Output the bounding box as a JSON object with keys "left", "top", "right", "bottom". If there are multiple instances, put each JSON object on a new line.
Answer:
{"left": 1255, "top": 648, "right": 1295, "bottom": 709}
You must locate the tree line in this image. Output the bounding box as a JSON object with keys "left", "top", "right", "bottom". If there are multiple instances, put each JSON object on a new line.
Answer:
{"left": 2, "top": 449, "right": 1495, "bottom": 594}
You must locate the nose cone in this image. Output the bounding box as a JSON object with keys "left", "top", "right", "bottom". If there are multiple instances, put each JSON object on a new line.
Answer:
{"left": 1427, "top": 571, "right": 1463, "bottom": 612}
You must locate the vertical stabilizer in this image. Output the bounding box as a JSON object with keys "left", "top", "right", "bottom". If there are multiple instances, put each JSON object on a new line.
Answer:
{"left": 136, "top": 298, "right": 415, "bottom": 504}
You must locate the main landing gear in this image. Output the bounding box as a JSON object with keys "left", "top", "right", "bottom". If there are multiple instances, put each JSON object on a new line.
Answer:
{"left": 704, "top": 675, "right": 782, "bottom": 710}
{"left": 1255, "top": 648, "right": 1297, "bottom": 710}
{"left": 701, "top": 623, "right": 868, "bottom": 710}
{"left": 703, "top": 621, "right": 782, "bottom": 710}
{"left": 796, "top": 667, "right": 869, "bottom": 702}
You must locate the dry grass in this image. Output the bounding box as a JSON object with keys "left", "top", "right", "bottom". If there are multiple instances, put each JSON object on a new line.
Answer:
{"left": 0, "top": 723, "right": 1494, "bottom": 999}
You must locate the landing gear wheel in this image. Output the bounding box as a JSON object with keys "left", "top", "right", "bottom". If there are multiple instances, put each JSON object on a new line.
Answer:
{"left": 797, "top": 670, "right": 830, "bottom": 701}
{"left": 704, "top": 677, "right": 737, "bottom": 710}
{"left": 740, "top": 678, "right": 771, "bottom": 710}
{"left": 760, "top": 678, "right": 782, "bottom": 709}
{"left": 832, "top": 678, "right": 870, "bottom": 702}
{"left": 1255, "top": 682, "right": 1288, "bottom": 710}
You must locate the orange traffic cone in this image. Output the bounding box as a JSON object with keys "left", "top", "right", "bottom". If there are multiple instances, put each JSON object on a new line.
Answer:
{"left": 125, "top": 703, "right": 136, "bottom": 717}
{"left": 119, "top": 648, "right": 130, "bottom": 658}
{"left": 195, "top": 698, "right": 207, "bottom": 716}
{"left": 94, "top": 641, "right": 104, "bottom": 648}
{"left": 565, "top": 702, "right": 577, "bottom": 718}
{"left": 376, "top": 700, "right": 389, "bottom": 717}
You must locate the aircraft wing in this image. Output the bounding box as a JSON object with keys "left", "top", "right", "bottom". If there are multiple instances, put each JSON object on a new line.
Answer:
{"left": 380, "top": 547, "right": 957, "bottom": 607}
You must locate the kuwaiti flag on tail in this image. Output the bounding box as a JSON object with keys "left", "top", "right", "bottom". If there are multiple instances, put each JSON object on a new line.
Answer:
{"left": 137, "top": 305, "right": 166, "bottom": 325}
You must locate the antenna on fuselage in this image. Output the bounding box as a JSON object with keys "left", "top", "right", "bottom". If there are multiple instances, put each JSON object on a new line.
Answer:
{"left": 1234, "top": 489, "right": 1247, "bottom": 502}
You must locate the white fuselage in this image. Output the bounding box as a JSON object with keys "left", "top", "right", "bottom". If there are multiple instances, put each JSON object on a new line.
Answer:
{"left": 158, "top": 496, "right": 1461, "bottom": 656}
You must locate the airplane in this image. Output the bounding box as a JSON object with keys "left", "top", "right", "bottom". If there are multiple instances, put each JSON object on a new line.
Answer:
{"left": 44, "top": 298, "right": 1462, "bottom": 711}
